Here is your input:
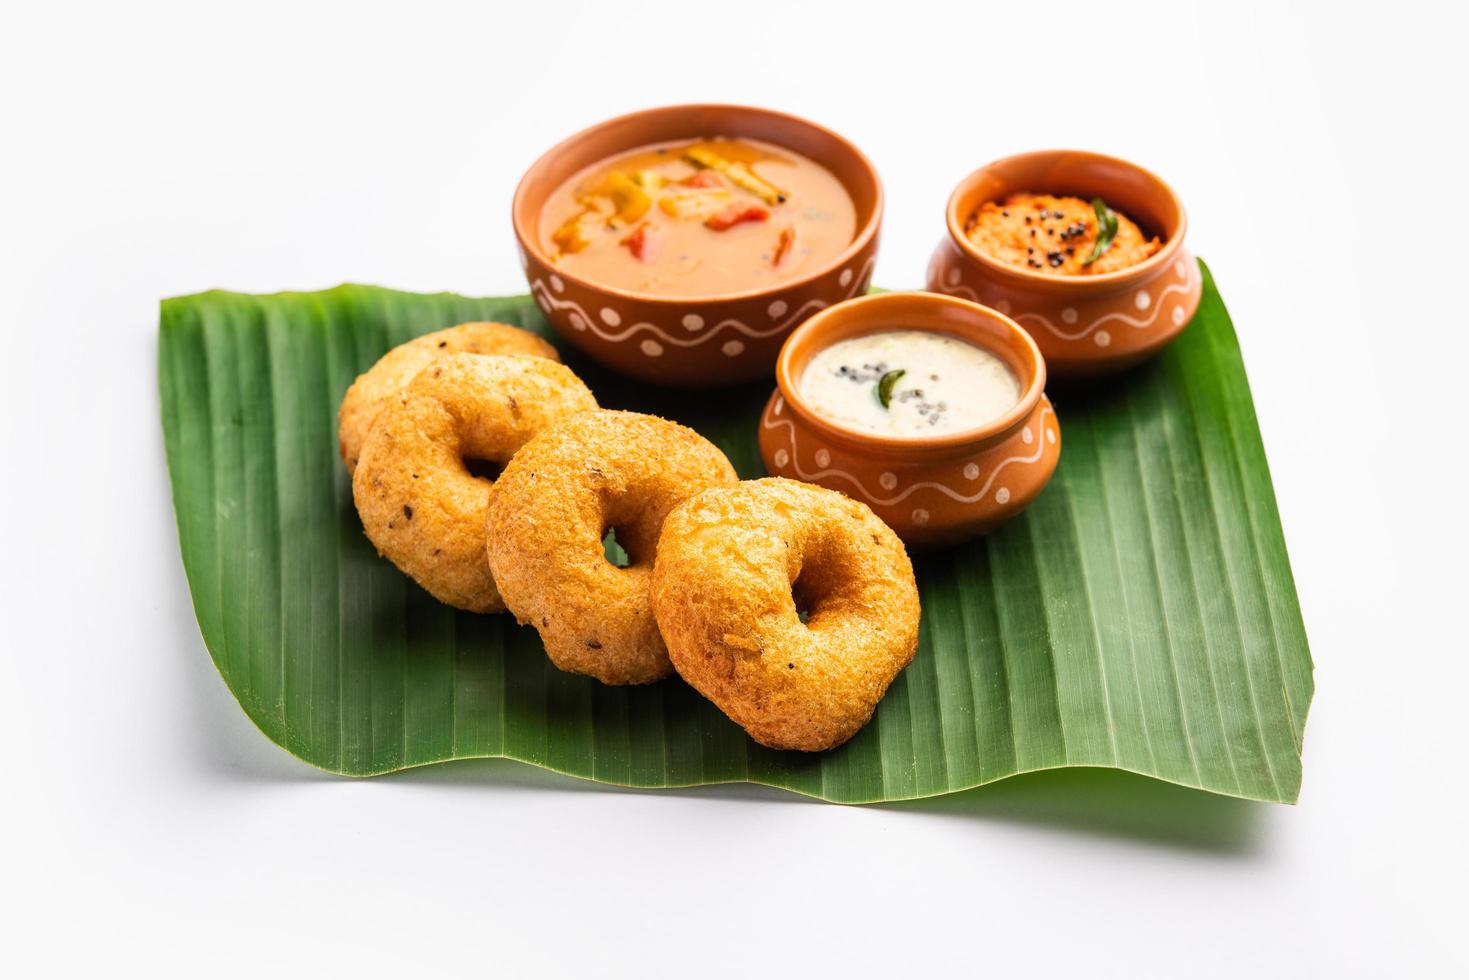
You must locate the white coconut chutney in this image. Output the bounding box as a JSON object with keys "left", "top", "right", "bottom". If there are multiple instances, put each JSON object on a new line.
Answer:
{"left": 799, "top": 330, "right": 1020, "bottom": 438}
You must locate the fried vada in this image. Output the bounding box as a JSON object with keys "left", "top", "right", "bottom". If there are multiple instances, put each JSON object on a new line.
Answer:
{"left": 339, "top": 321, "right": 558, "bottom": 473}
{"left": 485, "top": 410, "right": 738, "bottom": 685}
{"left": 651, "top": 478, "right": 920, "bottom": 751}
{"left": 352, "top": 353, "right": 596, "bottom": 613}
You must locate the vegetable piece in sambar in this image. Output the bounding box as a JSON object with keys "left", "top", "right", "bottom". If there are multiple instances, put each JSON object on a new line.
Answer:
{"left": 964, "top": 192, "right": 1161, "bottom": 275}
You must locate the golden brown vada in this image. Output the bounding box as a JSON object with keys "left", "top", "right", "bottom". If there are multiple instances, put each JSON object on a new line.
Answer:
{"left": 651, "top": 478, "right": 920, "bottom": 751}
{"left": 352, "top": 353, "right": 596, "bottom": 613}
{"left": 485, "top": 410, "right": 738, "bottom": 685}
{"left": 339, "top": 321, "right": 558, "bottom": 473}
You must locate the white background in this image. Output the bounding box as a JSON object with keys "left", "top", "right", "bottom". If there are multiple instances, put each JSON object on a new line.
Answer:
{"left": 3, "top": 1, "right": 1465, "bottom": 976}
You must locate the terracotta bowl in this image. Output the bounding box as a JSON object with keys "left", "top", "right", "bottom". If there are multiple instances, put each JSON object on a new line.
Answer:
{"left": 512, "top": 104, "right": 883, "bottom": 387}
{"left": 758, "top": 292, "right": 1061, "bottom": 548}
{"left": 926, "top": 149, "right": 1201, "bottom": 378}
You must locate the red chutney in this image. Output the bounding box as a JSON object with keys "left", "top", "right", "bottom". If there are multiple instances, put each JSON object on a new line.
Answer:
{"left": 965, "top": 192, "right": 1161, "bottom": 275}
{"left": 538, "top": 138, "right": 857, "bottom": 298}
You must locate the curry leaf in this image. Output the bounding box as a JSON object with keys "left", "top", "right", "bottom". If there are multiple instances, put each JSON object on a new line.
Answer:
{"left": 1082, "top": 196, "right": 1120, "bottom": 266}
{"left": 876, "top": 368, "right": 905, "bottom": 408}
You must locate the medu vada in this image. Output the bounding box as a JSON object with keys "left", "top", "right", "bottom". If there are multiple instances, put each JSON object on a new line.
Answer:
{"left": 352, "top": 353, "right": 596, "bottom": 613}
{"left": 484, "top": 410, "right": 738, "bottom": 685}
{"left": 650, "top": 478, "right": 920, "bottom": 752}
{"left": 339, "top": 321, "right": 558, "bottom": 473}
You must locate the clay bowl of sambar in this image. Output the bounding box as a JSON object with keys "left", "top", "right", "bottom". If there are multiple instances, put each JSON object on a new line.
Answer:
{"left": 926, "top": 149, "right": 1200, "bottom": 378}
{"left": 512, "top": 104, "right": 883, "bottom": 387}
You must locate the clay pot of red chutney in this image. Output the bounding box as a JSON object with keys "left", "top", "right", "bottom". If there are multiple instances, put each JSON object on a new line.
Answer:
{"left": 758, "top": 291, "right": 1061, "bottom": 548}
{"left": 512, "top": 104, "right": 883, "bottom": 387}
{"left": 927, "top": 149, "right": 1201, "bottom": 378}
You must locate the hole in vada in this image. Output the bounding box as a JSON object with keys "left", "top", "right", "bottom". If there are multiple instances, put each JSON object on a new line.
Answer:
{"left": 791, "top": 556, "right": 839, "bottom": 627}
{"left": 463, "top": 456, "right": 504, "bottom": 483}
{"left": 601, "top": 527, "right": 631, "bottom": 569}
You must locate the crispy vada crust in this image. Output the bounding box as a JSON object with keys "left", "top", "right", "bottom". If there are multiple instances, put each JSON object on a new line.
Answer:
{"left": 339, "top": 321, "right": 558, "bottom": 473}
{"left": 352, "top": 353, "right": 596, "bottom": 613}
{"left": 651, "top": 478, "right": 920, "bottom": 751}
{"left": 485, "top": 410, "right": 738, "bottom": 685}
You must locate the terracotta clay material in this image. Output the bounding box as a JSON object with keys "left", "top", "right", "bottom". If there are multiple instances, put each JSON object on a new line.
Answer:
{"left": 927, "top": 150, "right": 1201, "bottom": 378}
{"left": 758, "top": 292, "right": 1061, "bottom": 548}
{"left": 512, "top": 104, "right": 883, "bottom": 387}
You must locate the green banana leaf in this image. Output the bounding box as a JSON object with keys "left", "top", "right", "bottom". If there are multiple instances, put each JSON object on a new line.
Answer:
{"left": 159, "top": 263, "right": 1313, "bottom": 803}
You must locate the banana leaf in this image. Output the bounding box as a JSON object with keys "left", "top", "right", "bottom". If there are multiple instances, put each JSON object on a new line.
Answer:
{"left": 158, "top": 263, "right": 1313, "bottom": 803}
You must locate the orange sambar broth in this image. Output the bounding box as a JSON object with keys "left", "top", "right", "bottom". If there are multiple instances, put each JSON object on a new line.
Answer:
{"left": 537, "top": 138, "right": 857, "bottom": 299}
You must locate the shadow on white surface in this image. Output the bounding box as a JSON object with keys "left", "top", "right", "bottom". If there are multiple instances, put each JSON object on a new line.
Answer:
{"left": 389, "top": 757, "right": 1264, "bottom": 854}
{"left": 887, "top": 767, "right": 1265, "bottom": 854}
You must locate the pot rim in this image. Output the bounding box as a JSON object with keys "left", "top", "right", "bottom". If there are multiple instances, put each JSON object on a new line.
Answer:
{"left": 944, "top": 148, "right": 1188, "bottom": 293}
{"left": 773, "top": 291, "right": 1047, "bottom": 457}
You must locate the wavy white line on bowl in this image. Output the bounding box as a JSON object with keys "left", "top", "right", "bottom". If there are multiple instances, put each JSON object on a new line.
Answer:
{"left": 528, "top": 256, "right": 876, "bottom": 350}
{"left": 763, "top": 398, "right": 1055, "bottom": 507}
{"left": 936, "top": 258, "right": 1196, "bottom": 341}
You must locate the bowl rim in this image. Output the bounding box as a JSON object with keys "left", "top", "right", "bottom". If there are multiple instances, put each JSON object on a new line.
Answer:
{"left": 511, "top": 102, "right": 884, "bottom": 305}
{"left": 944, "top": 148, "right": 1188, "bottom": 291}
{"left": 773, "top": 291, "right": 1047, "bottom": 455}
